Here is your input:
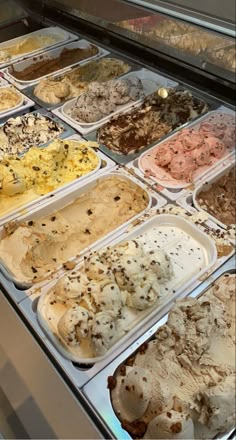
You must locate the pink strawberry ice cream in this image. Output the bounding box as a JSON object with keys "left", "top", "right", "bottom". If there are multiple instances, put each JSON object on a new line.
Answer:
{"left": 191, "top": 144, "right": 211, "bottom": 166}
{"left": 205, "top": 137, "right": 225, "bottom": 158}
{"left": 139, "top": 113, "right": 235, "bottom": 188}
{"left": 222, "top": 127, "right": 235, "bottom": 149}
{"left": 169, "top": 153, "right": 197, "bottom": 181}
{"left": 199, "top": 122, "right": 225, "bottom": 139}
{"left": 181, "top": 131, "right": 205, "bottom": 151}
{"left": 154, "top": 145, "right": 173, "bottom": 166}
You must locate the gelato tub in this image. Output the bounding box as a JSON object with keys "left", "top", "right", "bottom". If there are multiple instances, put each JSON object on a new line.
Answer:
{"left": 97, "top": 88, "right": 208, "bottom": 159}
{"left": 7, "top": 39, "right": 105, "bottom": 83}
{"left": 0, "top": 85, "right": 23, "bottom": 114}
{"left": 32, "top": 57, "right": 132, "bottom": 106}
{"left": 0, "top": 139, "right": 101, "bottom": 222}
{"left": 37, "top": 213, "right": 216, "bottom": 363}
{"left": 109, "top": 272, "right": 235, "bottom": 439}
{"left": 0, "top": 112, "right": 67, "bottom": 157}
{"left": 193, "top": 163, "right": 236, "bottom": 229}
{"left": 0, "top": 26, "right": 70, "bottom": 67}
{"left": 138, "top": 111, "right": 235, "bottom": 189}
{"left": 0, "top": 172, "right": 151, "bottom": 287}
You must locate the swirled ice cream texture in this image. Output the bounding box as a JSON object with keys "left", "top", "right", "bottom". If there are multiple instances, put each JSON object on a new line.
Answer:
{"left": 65, "top": 76, "right": 144, "bottom": 123}
{"left": 33, "top": 58, "right": 131, "bottom": 105}
{"left": 40, "top": 221, "right": 207, "bottom": 359}
{"left": 0, "top": 113, "right": 64, "bottom": 157}
{"left": 0, "top": 175, "right": 149, "bottom": 284}
{"left": 110, "top": 274, "right": 236, "bottom": 439}
{"left": 0, "top": 139, "right": 100, "bottom": 217}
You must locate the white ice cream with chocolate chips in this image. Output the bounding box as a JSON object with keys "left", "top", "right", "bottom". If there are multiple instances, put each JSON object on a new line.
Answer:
{"left": 39, "top": 219, "right": 209, "bottom": 360}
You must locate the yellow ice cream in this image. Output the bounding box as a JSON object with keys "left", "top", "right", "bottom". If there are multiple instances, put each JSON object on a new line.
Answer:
{"left": 0, "top": 35, "right": 59, "bottom": 63}
{"left": 0, "top": 139, "right": 99, "bottom": 217}
{"left": 0, "top": 86, "right": 22, "bottom": 112}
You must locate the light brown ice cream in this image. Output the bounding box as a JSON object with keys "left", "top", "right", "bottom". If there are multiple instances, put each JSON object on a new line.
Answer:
{"left": 0, "top": 86, "right": 22, "bottom": 111}
{"left": 33, "top": 58, "right": 131, "bottom": 105}
{"left": 0, "top": 175, "right": 149, "bottom": 284}
{"left": 110, "top": 273, "right": 235, "bottom": 439}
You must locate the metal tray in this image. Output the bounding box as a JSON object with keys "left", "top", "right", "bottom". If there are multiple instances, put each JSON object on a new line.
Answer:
{"left": 84, "top": 85, "right": 217, "bottom": 166}
{"left": 138, "top": 109, "right": 235, "bottom": 190}
{"left": 36, "top": 213, "right": 216, "bottom": 364}
{"left": 22, "top": 54, "right": 138, "bottom": 110}
{"left": 0, "top": 169, "right": 154, "bottom": 289}
{"left": 0, "top": 26, "right": 75, "bottom": 69}
{"left": 5, "top": 39, "right": 109, "bottom": 87}
{"left": 52, "top": 68, "right": 178, "bottom": 135}
{"left": 83, "top": 258, "right": 235, "bottom": 440}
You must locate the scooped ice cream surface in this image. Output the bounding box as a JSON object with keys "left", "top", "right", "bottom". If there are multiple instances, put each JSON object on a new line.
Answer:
{"left": 109, "top": 274, "right": 235, "bottom": 439}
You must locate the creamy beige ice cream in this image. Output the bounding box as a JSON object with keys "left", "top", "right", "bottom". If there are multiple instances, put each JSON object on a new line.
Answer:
{"left": 110, "top": 273, "right": 235, "bottom": 439}
{"left": 0, "top": 139, "right": 100, "bottom": 217}
{"left": 0, "top": 113, "right": 64, "bottom": 157}
{"left": 0, "top": 175, "right": 149, "bottom": 284}
{"left": 64, "top": 76, "right": 144, "bottom": 123}
{"left": 0, "top": 34, "right": 61, "bottom": 63}
{"left": 98, "top": 89, "right": 208, "bottom": 155}
{"left": 33, "top": 58, "right": 131, "bottom": 105}
{"left": 0, "top": 86, "right": 22, "bottom": 112}
{"left": 39, "top": 220, "right": 208, "bottom": 360}
{"left": 196, "top": 168, "right": 236, "bottom": 227}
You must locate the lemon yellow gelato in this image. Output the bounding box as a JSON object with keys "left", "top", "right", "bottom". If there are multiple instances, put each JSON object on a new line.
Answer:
{"left": 0, "top": 139, "right": 99, "bottom": 217}
{"left": 0, "top": 34, "right": 60, "bottom": 63}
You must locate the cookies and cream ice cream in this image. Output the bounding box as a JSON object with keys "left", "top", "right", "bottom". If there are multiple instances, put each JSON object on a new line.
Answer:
{"left": 0, "top": 86, "right": 22, "bottom": 112}
{"left": 196, "top": 168, "right": 236, "bottom": 227}
{"left": 39, "top": 220, "right": 208, "bottom": 360}
{"left": 97, "top": 89, "right": 208, "bottom": 155}
{"left": 0, "top": 139, "right": 99, "bottom": 217}
{"left": 0, "top": 175, "right": 149, "bottom": 284}
{"left": 0, "top": 34, "right": 61, "bottom": 63}
{"left": 110, "top": 273, "right": 235, "bottom": 439}
{"left": 64, "top": 77, "right": 144, "bottom": 123}
{"left": 10, "top": 44, "right": 99, "bottom": 81}
{"left": 140, "top": 115, "right": 235, "bottom": 186}
{"left": 0, "top": 113, "right": 64, "bottom": 157}
{"left": 33, "top": 58, "right": 131, "bottom": 105}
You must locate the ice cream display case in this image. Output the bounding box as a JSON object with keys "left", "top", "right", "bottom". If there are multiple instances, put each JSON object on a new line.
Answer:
{"left": 0, "top": 0, "right": 235, "bottom": 438}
